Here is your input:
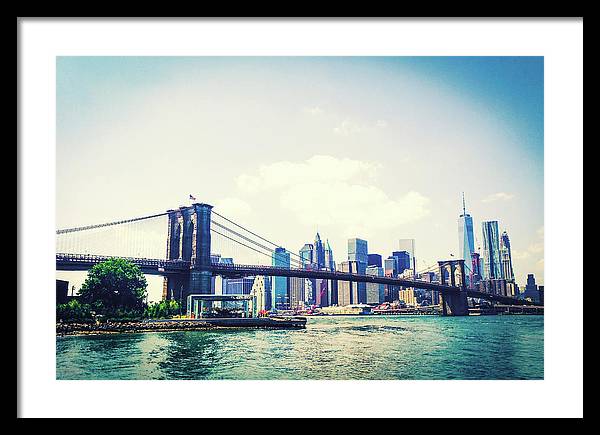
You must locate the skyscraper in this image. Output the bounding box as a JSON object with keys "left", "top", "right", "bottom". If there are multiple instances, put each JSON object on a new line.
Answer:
{"left": 289, "top": 277, "right": 305, "bottom": 310}
{"left": 522, "top": 273, "right": 540, "bottom": 302}
{"left": 337, "top": 260, "right": 359, "bottom": 306}
{"left": 251, "top": 275, "right": 271, "bottom": 315}
{"left": 348, "top": 238, "right": 368, "bottom": 303}
{"left": 314, "top": 278, "right": 329, "bottom": 307}
{"left": 384, "top": 257, "right": 399, "bottom": 302}
{"left": 272, "top": 247, "right": 290, "bottom": 310}
{"left": 500, "top": 231, "right": 515, "bottom": 281}
{"left": 368, "top": 253, "right": 382, "bottom": 267}
{"left": 470, "top": 252, "right": 482, "bottom": 286}
{"left": 299, "top": 243, "right": 314, "bottom": 266}
{"left": 365, "top": 265, "right": 385, "bottom": 304}
{"left": 391, "top": 251, "right": 411, "bottom": 274}
{"left": 324, "top": 239, "right": 335, "bottom": 271}
{"left": 398, "top": 239, "right": 416, "bottom": 276}
{"left": 481, "top": 221, "right": 502, "bottom": 279}
{"left": 314, "top": 233, "right": 326, "bottom": 269}
{"left": 458, "top": 193, "right": 475, "bottom": 277}
{"left": 384, "top": 257, "right": 398, "bottom": 275}
{"left": 323, "top": 239, "right": 336, "bottom": 305}
{"left": 348, "top": 238, "right": 368, "bottom": 264}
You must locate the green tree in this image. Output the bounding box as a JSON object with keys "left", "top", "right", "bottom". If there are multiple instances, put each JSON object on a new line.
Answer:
{"left": 78, "top": 258, "right": 147, "bottom": 314}
{"left": 56, "top": 299, "right": 92, "bottom": 321}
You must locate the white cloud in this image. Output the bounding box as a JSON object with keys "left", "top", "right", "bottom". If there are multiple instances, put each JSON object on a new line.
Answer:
{"left": 482, "top": 192, "right": 515, "bottom": 203}
{"left": 235, "top": 155, "right": 430, "bottom": 237}
{"left": 236, "top": 155, "right": 379, "bottom": 194}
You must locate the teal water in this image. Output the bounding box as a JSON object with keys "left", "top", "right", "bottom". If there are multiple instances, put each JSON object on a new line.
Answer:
{"left": 56, "top": 315, "right": 543, "bottom": 380}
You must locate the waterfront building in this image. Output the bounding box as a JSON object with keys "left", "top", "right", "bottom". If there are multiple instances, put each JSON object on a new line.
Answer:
{"left": 329, "top": 279, "right": 338, "bottom": 306}
{"left": 337, "top": 260, "right": 359, "bottom": 306}
{"left": 224, "top": 277, "right": 254, "bottom": 295}
{"left": 320, "top": 304, "right": 372, "bottom": 315}
{"left": 521, "top": 273, "right": 540, "bottom": 302}
{"left": 458, "top": 193, "right": 475, "bottom": 277}
{"left": 392, "top": 251, "right": 411, "bottom": 274}
{"left": 399, "top": 268, "right": 414, "bottom": 279}
{"left": 272, "top": 247, "right": 291, "bottom": 310}
{"left": 365, "top": 265, "right": 385, "bottom": 304}
{"left": 418, "top": 272, "right": 440, "bottom": 305}
{"left": 368, "top": 253, "right": 382, "bottom": 267}
{"left": 314, "top": 278, "right": 329, "bottom": 307}
{"left": 304, "top": 278, "right": 315, "bottom": 306}
{"left": 500, "top": 231, "right": 515, "bottom": 281}
{"left": 398, "top": 239, "right": 416, "bottom": 276}
{"left": 289, "top": 276, "right": 305, "bottom": 310}
{"left": 209, "top": 255, "right": 234, "bottom": 296}
{"left": 506, "top": 281, "right": 519, "bottom": 298}
{"left": 399, "top": 288, "right": 417, "bottom": 307}
{"left": 538, "top": 285, "right": 544, "bottom": 305}
{"left": 251, "top": 276, "right": 271, "bottom": 315}
{"left": 481, "top": 221, "right": 502, "bottom": 279}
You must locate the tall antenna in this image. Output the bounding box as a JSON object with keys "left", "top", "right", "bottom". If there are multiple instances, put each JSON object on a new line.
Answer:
{"left": 462, "top": 192, "right": 466, "bottom": 216}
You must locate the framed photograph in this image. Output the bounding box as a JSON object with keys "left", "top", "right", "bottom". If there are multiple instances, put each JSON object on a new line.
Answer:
{"left": 18, "top": 18, "right": 583, "bottom": 419}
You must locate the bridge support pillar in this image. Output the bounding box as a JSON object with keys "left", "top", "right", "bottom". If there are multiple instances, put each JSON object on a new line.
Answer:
{"left": 163, "top": 202, "right": 213, "bottom": 313}
{"left": 440, "top": 290, "right": 468, "bottom": 316}
{"left": 438, "top": 260, "right": 469, "bottom": 316}
{"left": 183, "top": 203, "right": 214, "bottom": 311}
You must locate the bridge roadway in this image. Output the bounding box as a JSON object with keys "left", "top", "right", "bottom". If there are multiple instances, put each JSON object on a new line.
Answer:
{"left": 55, "top": 253, "right": 534, "bottom": 306}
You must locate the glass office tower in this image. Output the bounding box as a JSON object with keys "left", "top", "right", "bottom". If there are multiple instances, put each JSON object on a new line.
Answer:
{"left": 458, "top": 194, "right": 475, "bottom": 276}
{"left": 348, "top": 238, "right": 368, "bottom": 303}
{"left": 272, "top": 247, "right": 290, "bottom": 309}
{"left": 481, "top": 221, "right": 502, "bottom": 279}
{"left": 500, "top": 231, "right": 515, "bottom": 281}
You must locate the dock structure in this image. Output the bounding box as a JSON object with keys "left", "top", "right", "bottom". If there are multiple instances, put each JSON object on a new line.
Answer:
{"left": 186, "top": 294, "right": 255, "bottom": 318}
{"left": 147, "top": 317, "right": 307, "bottom": 329}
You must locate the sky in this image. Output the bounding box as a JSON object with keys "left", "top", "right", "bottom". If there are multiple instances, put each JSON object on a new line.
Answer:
{"left": 55, "top": 57, "right": 544, "bottom": 302}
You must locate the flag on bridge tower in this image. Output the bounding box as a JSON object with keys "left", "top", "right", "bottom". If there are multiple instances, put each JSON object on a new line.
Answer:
{"left": 189, "top": 194, "right": 197, "bottom": 201}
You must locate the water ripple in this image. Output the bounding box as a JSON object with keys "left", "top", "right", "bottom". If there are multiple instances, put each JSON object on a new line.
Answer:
{"left": 57, "top": 315, "right": 544, "bottom": 380}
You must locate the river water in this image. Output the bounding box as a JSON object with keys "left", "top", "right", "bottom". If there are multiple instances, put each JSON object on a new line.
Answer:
{"left": 56, "top": 315, "right": 543, "bottom": 380}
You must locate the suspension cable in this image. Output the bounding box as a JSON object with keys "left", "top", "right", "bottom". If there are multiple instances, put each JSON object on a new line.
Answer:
{"left": 56, "top": 212, "right": 168, "bottom": 235}
{"left": 210, "top": 227, "right": 302, "bottom": 267}
{"left": 212, "top": 221, "right": 280, "bottom": 258}
{"left": 212, "top": 210, "right": 304, "bottom": 260}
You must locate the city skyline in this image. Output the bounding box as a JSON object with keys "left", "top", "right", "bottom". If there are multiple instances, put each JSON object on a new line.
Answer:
{"left": 56, "top": 56, "right": 544, "bottom": 301}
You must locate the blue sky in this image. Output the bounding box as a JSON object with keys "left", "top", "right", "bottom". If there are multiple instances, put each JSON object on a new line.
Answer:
{"left": 56, "top": 57, "right": 544, "bottom": 301}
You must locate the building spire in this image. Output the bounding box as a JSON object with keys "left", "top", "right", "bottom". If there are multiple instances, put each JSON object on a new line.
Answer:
{"left": 462, "top": 192, "right": 466, "bottom": 216}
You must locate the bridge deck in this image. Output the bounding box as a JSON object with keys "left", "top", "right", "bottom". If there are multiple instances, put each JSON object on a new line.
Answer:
{"left": 55, "top": 253, "right": 536, "bottom": 305}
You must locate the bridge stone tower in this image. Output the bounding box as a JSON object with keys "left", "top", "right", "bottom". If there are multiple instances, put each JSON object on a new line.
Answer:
{"left": 162, "top": 203, "right": 213, "bottom": 310}
{"left": 438, "top": 259, "right": 469, "bottom": 316}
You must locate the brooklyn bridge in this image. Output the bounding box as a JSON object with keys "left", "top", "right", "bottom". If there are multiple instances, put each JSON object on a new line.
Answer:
{"left": 56, "top": 202, "right": 537, "bottom": 316}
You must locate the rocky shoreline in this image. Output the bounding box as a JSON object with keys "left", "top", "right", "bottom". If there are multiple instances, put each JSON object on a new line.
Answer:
{"left": 56, "top": 320, "right": 217, "bottom": 336}
{"left": 57, "top": 317, "right": 307, "bottom": 336}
